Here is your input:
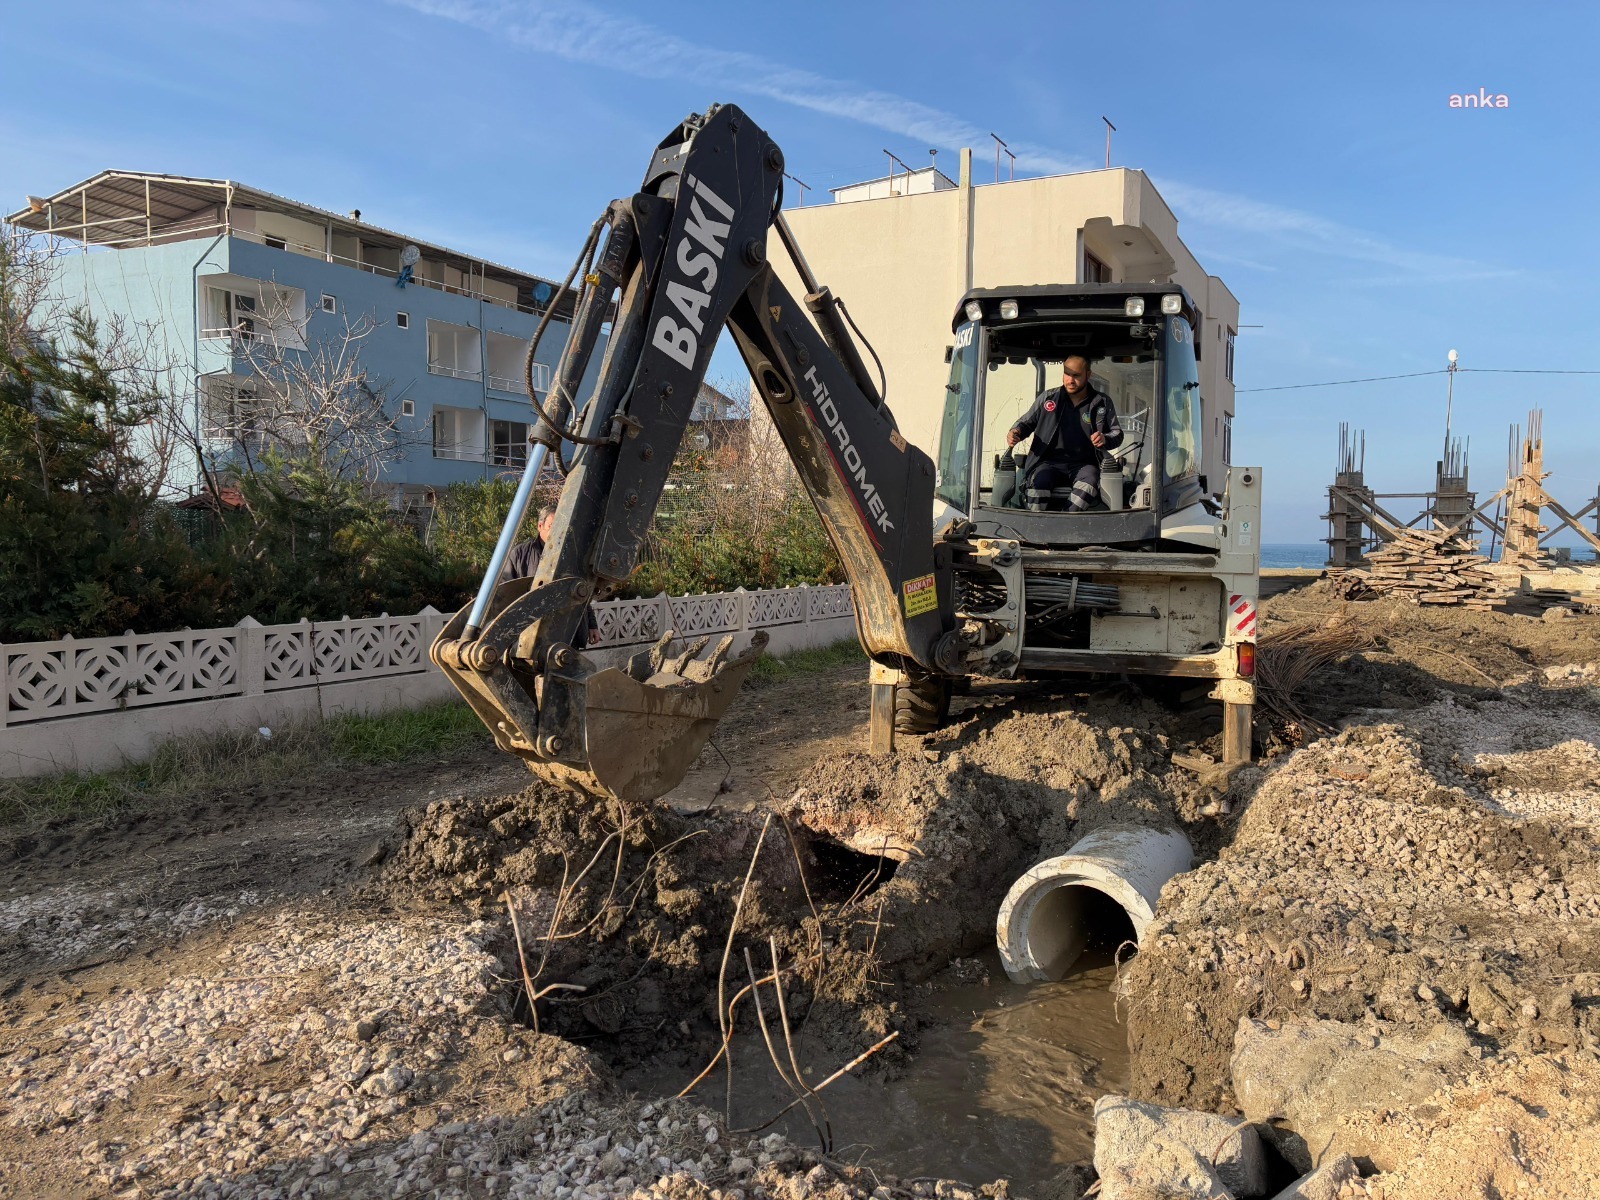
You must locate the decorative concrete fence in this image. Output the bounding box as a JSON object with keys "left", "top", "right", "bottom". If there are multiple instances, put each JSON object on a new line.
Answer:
{"left": 589, "top": 583, "right": 856, "bottom": 659}
{"left": 1, "top": 584, "right": 855, "bottom": 779}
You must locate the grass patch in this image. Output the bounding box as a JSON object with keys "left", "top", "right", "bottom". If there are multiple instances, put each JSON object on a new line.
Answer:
{"left": 0, "top": 700, "right": 492, "bottom": 830}
{"left": 745, "top": 637, "right": 865, "bottom": 685}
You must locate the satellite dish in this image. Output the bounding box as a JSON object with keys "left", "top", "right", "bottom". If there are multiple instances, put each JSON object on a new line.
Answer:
{"left": 400, "top": 244, "right": 422, "bottom": 268}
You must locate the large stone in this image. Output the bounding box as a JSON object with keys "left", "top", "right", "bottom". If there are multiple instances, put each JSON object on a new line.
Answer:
{"left": 1268, "top": 1154, "right": 1358, "bottom": 1200}
{"left": 1231, "top": 1018, "right": 1476, "bottom": 1172}
{"left": 1093, "top": 1095, "right": 1268, "bottom": 1199}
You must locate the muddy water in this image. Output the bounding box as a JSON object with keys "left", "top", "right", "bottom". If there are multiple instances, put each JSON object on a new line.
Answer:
{"left": 626, "top": 949, "right": 1127, "bottom": 1189}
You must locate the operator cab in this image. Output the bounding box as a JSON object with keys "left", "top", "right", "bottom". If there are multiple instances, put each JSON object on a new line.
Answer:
{"left": 936, "top": 285, "right": 1210, "bottom": 549}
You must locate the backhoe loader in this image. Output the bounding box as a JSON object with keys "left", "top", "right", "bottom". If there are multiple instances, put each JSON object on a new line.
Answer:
{"left": 430, "top": 104, "right": 1261, "bottom": 803}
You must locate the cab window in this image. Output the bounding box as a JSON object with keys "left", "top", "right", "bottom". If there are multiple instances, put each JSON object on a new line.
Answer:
{"left": 936, "top": 323, "right": 980, "bottom": 510}
{"left": 1163, "top": 315, "right": 1201, "bottom": 484}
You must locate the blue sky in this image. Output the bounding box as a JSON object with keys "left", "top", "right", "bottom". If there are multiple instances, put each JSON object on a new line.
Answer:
{"left": 5, "top": 0, "right": 1598, "bottom": 543}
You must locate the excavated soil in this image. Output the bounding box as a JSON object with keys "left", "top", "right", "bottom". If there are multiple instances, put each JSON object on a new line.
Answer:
{"left": 375, "top": 682, "right": 1217, "bottom": 1082}
{"left": 5, "top": 578, "right": 1600, "bottom": 1198}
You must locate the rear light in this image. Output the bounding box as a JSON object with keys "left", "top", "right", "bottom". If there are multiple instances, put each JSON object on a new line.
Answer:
{"left": 1237, "top": 642, "right": 1257, "bottom": 678}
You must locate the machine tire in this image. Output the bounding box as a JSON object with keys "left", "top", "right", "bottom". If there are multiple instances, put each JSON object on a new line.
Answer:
{"left": 894, "top": 673, "right": 952, "bottom": 734}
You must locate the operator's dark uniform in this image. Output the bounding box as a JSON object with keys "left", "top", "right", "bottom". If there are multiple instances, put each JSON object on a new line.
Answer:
{"left": 1010, "top": 385, "right": 1123, "bottom": 511}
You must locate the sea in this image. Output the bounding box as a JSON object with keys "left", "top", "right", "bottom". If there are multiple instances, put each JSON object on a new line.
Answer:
{"left": 1260, "top": 543, "right": 1599, "bottom": 569}
{"left": 1260, "top": 544, "right": 1331, "bottom": 570}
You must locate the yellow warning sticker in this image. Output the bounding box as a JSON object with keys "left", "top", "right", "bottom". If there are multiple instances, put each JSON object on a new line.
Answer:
{"left": 903, "top": 573, "right": 938, "bottom": 618}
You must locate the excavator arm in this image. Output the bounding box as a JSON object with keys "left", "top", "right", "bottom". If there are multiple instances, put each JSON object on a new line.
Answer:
{"left": 431, "top": 104, "right": 953, "bottom": 803}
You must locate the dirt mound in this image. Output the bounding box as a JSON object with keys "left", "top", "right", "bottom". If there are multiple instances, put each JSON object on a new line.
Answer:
{"left": 1258, "top": 582, "right": 1600, "bottom": 721}
{"left": 376, "top": 685, "right": 1214, "bottom": 1082}
{"left": 1337, "top": 1052, "right": 1600, "bottom": 1199}
{"left": 1121, "top": 676, "right": 1600, "bottom": 1113}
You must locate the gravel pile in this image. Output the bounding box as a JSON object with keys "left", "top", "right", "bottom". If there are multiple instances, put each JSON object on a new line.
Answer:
{"left": 2, "top": 906, "right": 1006, "bottom": 1200}
{"left": 1122, "top": 678, "right": 1600, "bottom": 1112}
{"left": 0, "top": 880, "right": 271, "bottom": 966}
{"left": 4, "top": 910, "right": 509, "bottom": 1194}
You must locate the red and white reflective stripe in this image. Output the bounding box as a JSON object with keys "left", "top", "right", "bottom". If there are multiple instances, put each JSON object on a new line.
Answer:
{"left": 1228, "top": 594, "right": 1258, "bottom": 639}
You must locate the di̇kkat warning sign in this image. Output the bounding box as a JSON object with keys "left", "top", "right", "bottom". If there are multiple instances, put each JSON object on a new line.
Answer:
{"left": 903, "top": 573, "right": 938, "bottom": 618}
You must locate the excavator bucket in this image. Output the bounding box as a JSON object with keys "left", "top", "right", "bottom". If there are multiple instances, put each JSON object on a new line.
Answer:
{"left": 430, "top": 579, "right": 769, "bottom": 805}
{"left": 535, "top": 630, "right": 770, "bottom": 803}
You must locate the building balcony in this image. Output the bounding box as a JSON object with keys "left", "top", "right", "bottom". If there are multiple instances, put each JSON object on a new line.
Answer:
{"left": 486, "top": 362, "right": 552, "bottom": 397}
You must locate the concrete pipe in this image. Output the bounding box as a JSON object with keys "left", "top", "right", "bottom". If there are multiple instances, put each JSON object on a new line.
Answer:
{"left": 996, "top": 824, "right": 1193, "bottom": 984}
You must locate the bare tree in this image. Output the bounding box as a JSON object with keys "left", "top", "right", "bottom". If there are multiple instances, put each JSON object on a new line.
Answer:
{"left": 203, "top": 285, "right": 413, "bottom": 487}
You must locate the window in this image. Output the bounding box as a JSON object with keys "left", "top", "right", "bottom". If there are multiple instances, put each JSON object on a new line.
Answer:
{"left": 203, "top": 286, "right": 258, "bottom": 341}
{"left": 201, "top": 377, "right": 260, "bottom": 439}
{"left": 935, "top": 322, "right": 980, "bottom": 511}
{"left": 1083, "top": 250, "right": 1112, "bottom": 284}
{"left": 490, "top": 419, "right": 529, "bottom": 467}
{"left": 1223, "top": 414, "right": 1234, "bottom": 465}
{"left": 486, "top": 331, "right": 535, "bottom": 394}
{"left": 265, "top": 235, "right": 287, "bottom": 250}
{"left": 1225, "top": 328, "right": 1236, "bottom": 383}
{"left": 321, "top": 294, "right": 337, "bottom": 314}
{"left": 1163, "top": 316, "right": 1201, "bottom": 484}
{"left": 432, "top": 407, "right": 484, "bottom": 460}
{"left": 426, "top": 320, "right": 482, "bottom": 381}
{"left": 400, "top": 398, "right": 416, "bottom": 418}
{"left": 396, "top": 312, "right": 410, "bottom": 329}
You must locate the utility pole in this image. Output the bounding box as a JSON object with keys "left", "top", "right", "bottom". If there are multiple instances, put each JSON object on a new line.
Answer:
{"left": 988, "top": 132, "right": 1015, "bottom": 183}
{"left": 782, "top": 170, "right": 812, "bottom": 207}
{"left": 1102, "top": 116, "right": 1117, "bottom": 169}
{"left": 1443, "top": 348, "right": 1459, "bottom": 463}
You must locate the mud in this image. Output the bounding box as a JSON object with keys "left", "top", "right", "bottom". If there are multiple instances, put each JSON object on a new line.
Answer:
{"left": 374, "top": 678, "right": 1218, "bottom": 1083}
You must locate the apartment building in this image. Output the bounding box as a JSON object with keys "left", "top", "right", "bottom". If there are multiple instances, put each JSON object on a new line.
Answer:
{"left": 771, "top": 155, "right": 1239, "bottom": 476}
{"left": 7, "top": 172, "right": 601, "bottom": 506}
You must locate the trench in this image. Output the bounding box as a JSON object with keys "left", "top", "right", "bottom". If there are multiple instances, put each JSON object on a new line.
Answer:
{"left": 618, "top": 945, "right": 1130, "bottom": 1190}
{"left": 411, "top": 784, "right": 1159, "bottom": 1189}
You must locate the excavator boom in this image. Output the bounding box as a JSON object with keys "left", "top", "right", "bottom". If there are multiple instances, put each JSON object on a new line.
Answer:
{"left": 431, "top": 104, "right": 952, "bottom": 803}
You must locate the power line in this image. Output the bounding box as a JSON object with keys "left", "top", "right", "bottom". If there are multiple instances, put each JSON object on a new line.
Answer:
{"left": 1460, "top": 368, "right": 1600, "bottom": 375}
{"left": 1237, "top": 370, "right": 1443, "bottom": 393}
{"left": 1237, "top": 366, "right": 1600, "bottom": 393}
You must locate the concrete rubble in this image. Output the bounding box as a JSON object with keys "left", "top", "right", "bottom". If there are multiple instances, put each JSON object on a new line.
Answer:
{"left": 1091, "top": 1095, "right": 1266, "bottom": 1199}
{"left": 1267, "top": 1154, "right": 1357, "bottom": 1200}
{"left": 1230, "top": 1018, "right": 1478, "bottom": 1172}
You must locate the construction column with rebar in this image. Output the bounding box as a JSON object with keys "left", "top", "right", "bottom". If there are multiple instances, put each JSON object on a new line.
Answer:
{"left": 1431, "top": 437, "right": 1476, "bottom": 538}
{"left": 1324, "top": 424, "right": 1373, "bottom": 567}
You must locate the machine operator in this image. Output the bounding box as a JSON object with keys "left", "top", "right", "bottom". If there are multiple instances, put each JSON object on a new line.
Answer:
{"left": 1006, "top": 355, "right": 1123, "bottom": 511}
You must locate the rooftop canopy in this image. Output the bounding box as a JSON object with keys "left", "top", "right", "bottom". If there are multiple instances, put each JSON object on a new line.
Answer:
{"left": 7, "top": 170, "right": 570, "bottom": 313}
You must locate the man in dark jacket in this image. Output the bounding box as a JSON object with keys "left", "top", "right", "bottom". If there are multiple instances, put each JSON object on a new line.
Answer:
{"left": 1006, "top": 355, "right": 1122, "bottom": 510}
{"left": 506, "top": 507, "right": 601, "bottom": 644}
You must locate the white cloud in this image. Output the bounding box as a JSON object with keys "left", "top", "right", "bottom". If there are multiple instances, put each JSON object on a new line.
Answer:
{"left": 395, "top": 0, "right": 1505, "bottom": 283}
{"left": 390, "top": 0, "right": 1091, "bottom": 175}
{"left": 1155, "top": 179, "right": 1512, "bottom": 284}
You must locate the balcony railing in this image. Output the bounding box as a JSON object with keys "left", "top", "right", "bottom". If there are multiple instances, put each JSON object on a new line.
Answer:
{"left": 428, "top": 363, "right": 482, "bottom": 382}
{"left": 216, "top": 226, "right": 559, "bottom": 317}
{"left": 486, "top": 361, "right": 552, "bottom": 396}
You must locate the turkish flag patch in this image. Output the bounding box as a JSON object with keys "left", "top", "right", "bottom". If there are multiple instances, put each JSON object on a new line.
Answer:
{"left": 1044, "top": 400, "right": 1057, "bottom": 412}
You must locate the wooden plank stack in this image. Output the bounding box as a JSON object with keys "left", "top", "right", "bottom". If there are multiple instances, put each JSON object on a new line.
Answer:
{"left": 1359, "top": 528, "right": 1503, "bottom": 607}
